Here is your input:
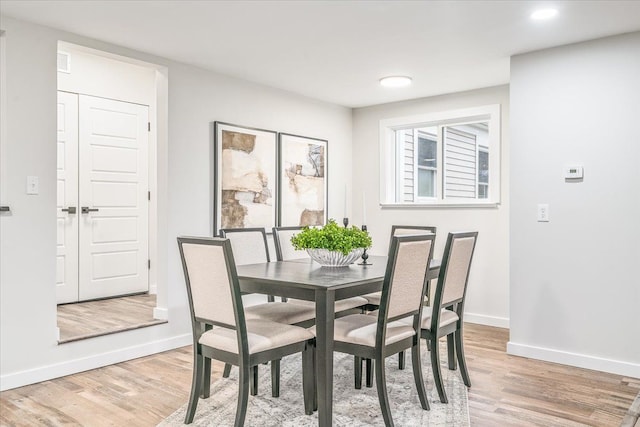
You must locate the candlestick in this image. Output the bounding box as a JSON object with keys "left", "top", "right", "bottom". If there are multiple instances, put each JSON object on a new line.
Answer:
{"left": 358, "top": 225, "right": 371, "bottom": 266}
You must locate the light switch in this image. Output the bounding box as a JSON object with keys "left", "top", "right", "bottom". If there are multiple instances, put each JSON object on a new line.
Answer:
{"left": 26, "top": 176, "right": 39, "bottom": 195}
{"left": 537, "top": 204, "right": 549, "bottom": 222}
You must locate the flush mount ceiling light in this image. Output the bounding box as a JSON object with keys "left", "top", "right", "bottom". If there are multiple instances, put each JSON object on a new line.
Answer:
{"left": 530, "top": 8, "right": 558, "bottom": 20}
{"left": 379, "top": 76, "right": 412, "bottom": 88}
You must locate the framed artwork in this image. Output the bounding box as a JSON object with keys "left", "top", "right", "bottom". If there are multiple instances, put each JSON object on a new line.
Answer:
{"left": 213, "top": 122, "right": 277, "bottom": 234}
{"left": 278, "top": 133, "right": 328, "bottom": 226}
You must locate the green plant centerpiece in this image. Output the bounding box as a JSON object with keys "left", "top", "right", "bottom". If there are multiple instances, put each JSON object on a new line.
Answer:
{"left": 291, "top": 219, "right": 372, "bottom": 267}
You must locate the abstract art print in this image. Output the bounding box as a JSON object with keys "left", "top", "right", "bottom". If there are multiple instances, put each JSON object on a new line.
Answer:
{"left": 278, "top": 133, "right": 327, "bottom": 226}
{"left": 213, "top": 122, "right": 277, "bottom": 234}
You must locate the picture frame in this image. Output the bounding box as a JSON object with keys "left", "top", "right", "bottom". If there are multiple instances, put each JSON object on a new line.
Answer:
{"left": 213, "top": 122, "right": 278, "bottom": 235}
{"left": 278, "top": 133, "right": 328, "bottom": 227}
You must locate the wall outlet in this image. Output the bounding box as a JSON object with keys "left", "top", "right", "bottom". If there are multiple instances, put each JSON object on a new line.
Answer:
{"left": 537, "top": 204, "right": 549, "bottom": 222}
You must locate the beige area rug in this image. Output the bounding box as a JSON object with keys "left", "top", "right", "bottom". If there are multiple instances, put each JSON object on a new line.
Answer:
{"left": 159, "top": 343, "right": 470, "bottom": 427}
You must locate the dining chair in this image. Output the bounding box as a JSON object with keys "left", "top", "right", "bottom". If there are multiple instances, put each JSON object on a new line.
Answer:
{"left": 272, "top": 226, "right": 368, "bottom": 313}
{"left": 412, "top": 231, "right": 478, "bottom": 403}
{"left": 177, "top": 236, "right": 315, "bottom": 425}
{"left": 362, "top": 225, "right": 437, "bottom": 309}
{"left": 219, "top": 227, "right": 316, "bottom": 324}
{"left": 313, "top": 233, "right": 435, "bottom": 426}
{"left": 219, "top": 227, "right": 316, "bottom": 396}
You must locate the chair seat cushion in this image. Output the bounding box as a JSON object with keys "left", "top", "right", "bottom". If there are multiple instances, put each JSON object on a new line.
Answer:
{"left": 310, "top": 314, "right": 416, "bottom": 348}
{"left": 245, "top": 302, "right": 316, "bottom": 325}
{"left": 286, "top": 296, "right": 367, "bottom": 312}
{"left": 362, "top": 291, "right": 428, "bottom": 307}
{"left": 199, "top": 319, "right": 314, "bottom": 354}
{"left": 397, "top": 306, "right": 459, "bottom": 330}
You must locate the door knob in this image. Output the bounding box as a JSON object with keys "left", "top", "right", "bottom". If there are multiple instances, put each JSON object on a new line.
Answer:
{"left": 61, "top": 206, "right": 76, "bottom": 214}
{"left": 81, "top": 207, "right": 99, "bottom": 214}
{"left": 0, "top": 206, "right": 10, "bottom": 212}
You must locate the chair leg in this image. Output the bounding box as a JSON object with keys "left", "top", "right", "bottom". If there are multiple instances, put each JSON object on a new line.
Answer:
{"left": 398, "top": 351, "right": 405, "bottom": 370}
{"left": 411, "top": 340, "right": 430, "bottom": 410}
{"left": 455, "top": 329, "right": 472, "bottom": 387}
{"left": 250, "top": 365, "right": 258, "bottom": 396}
{"left": 271, "top": 359, "right": 280, "bottom": 397}
{"left": 313, "top": 346, "right": 318, "bottom": 411}
{"left": 223, "top": 363, "right": 232, "bottom": 378}
{"left": 185, "top": 352, "right": 203, "bottom": 424}
{"left": 447, "top": 333, "right": 456, "bottom": 370}
{"left": 201, "top": 357, "right": 211, "bottom": 398}
{"left": 235, "top": 364, "right": 250, "bottom": 427}
{"left": 430, "top": 336, "right": 448, "bottom": 403}
{"left": 302, "top": 342, "right": 315, "bottom": 415}
{"left": 374, "top": 355, "right": 394, "bottom": 427}
{"left": 366, "top": 358, "right": 373, "bottom": 388}
{"left": 354, "top": 356, "right": 363, "bottom": 389}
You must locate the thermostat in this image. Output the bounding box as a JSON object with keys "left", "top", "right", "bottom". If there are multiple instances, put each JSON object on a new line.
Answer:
{"left": 564, "top": 165, "right": 583, "bottom": 180}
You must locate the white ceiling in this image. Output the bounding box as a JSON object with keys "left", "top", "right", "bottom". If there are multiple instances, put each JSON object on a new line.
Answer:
{"left": 2, "top": 0, "right": 640, "bottom": 108}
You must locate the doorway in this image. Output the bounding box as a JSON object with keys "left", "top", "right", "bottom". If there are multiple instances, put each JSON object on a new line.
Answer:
{"left": 57, "top": 91, "right": 150, "bottom": 303}
{"left": 55, "top": 42, "right": 163, "bottom": 342}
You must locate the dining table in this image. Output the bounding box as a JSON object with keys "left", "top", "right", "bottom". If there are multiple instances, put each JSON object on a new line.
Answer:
{"left": 236, "top": 255, "right": 441, "bottom": 427}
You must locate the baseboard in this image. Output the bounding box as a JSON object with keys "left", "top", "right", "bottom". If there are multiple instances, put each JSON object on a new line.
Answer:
{"left": 153, "top": 306, "right": 169, "bottom": 320}
{"left": 464, "top": 312, "right": 509, "bottom": 328}
{"left": 0, "top": 333, "right": 191, "bottom": 391}
{"left": 507, "top": 341, "right": 640, "bottom": 378}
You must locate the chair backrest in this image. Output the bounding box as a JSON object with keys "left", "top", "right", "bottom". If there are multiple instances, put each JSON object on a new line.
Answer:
{"left": 177, "top": 237, "right": 244, "bottom": 331}
{"left": 272, "top": 226, "right": 310, "bottom": 261}
{"left": 432, "top": 231, "right": 478, "bottom": 312}
{"left": 377, "top": 234, "right": 435, "bottom": 330}
{"left": 390, "top": 225, "right": 437, "bottom": 249}
{"left": 219, "top": 227, "right": 270, "bottom": 265}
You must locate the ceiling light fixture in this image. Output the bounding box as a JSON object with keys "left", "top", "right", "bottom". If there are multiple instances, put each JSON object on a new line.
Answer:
{"left": 379, "top": 76, "right": 412, "bottom": 88}
{"left": 530, "top": 8, "right": 558, "bottom": 20}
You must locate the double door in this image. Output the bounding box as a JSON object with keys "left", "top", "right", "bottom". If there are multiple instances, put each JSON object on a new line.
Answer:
{"left": 57, "top": 92, "right": 149, "bottom": 303}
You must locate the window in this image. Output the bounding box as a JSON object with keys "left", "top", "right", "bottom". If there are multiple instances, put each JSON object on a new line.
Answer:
{"left": 380, "top": 105, "right": 500, "bottom": 206}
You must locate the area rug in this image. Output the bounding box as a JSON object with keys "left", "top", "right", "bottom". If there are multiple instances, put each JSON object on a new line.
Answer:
{"left": 159, "top": 343, "right": 470, "bottom": 426}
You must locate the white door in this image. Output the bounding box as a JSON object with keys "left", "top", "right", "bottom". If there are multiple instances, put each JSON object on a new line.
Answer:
{"left": 56, "top": 91, "right": 79, "bottom": 304}
{"left": 78, "top": 95, "right": 149, "bottom": 300}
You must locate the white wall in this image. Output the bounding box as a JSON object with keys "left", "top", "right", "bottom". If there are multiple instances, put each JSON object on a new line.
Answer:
{"left": 0, "top": 15, "right": 352, "bottom": 390}
{"left": 509, "top": 32, "right": 640, "bottom": 377}
{"left": 352, "top": 86, "right": 510, "bottom": 328}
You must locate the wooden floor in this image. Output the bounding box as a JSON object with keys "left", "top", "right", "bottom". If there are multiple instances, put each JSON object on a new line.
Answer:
{"left": 1, "top": 323, "right": 638, "bottom": 426}
{"left": 57, "top": 293, "right": 166, "bottom": 343}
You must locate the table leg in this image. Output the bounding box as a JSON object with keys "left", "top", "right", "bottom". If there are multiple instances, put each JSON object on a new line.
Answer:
{"left": 315, "top": 289, "right": 335, "bottom": 427}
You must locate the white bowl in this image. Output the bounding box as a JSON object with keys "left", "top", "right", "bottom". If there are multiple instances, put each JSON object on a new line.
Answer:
{"left": 306, "top": 248, "right": 364, "bottom": 267}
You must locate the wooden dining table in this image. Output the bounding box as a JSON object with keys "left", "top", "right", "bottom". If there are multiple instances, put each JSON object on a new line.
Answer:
{"left": 236, "top": 255, "right": 441, "bottom": 427}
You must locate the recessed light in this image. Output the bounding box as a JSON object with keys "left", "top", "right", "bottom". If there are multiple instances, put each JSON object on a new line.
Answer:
{"left": 531, "top": 8, "right": 558, "bottom": 20}
{"left": 379, "top": 76, "right": 412, "bottom": 88}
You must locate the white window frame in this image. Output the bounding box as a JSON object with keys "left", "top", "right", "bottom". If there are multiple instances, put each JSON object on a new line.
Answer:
{"left": 379, "top": 104, "right": 501, "bottom": 207}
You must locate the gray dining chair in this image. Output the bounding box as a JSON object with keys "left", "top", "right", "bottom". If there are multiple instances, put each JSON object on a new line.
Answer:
{"left": 177, "top": 236, "right": 315, "bottom": 425}
{"left": 219, "top": 227, "right": 316, "bottom": 396}
{"left": 412, "top": 231, "right": 478, "bottom": 403}
{"left": 272, "top": 226, "right": 368, "bottom": 313}
{"left": 361, "top": 225, "right": 437, "bottom": 309}
{"left": 311, "top": 233, "right": 436, "bottom": 426}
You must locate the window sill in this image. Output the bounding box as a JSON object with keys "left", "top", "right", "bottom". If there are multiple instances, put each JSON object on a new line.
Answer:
{"left": 380, "top": 202, "right": 500, "bottom": 209}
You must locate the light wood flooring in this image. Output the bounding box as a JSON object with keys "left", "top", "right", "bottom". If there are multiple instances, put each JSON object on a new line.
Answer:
{"left": 1, "top": 323, "right": 638, "bottom": 426}
{"left": 57, "top": 294, "right": 166, "bottom": 343}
